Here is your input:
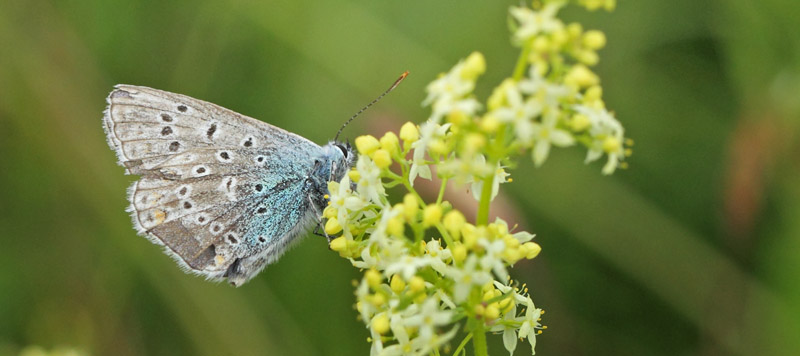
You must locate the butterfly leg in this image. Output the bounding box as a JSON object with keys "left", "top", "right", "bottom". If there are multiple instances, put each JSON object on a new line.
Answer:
{"left": 307, "top": 195, "right": 333, "bottom": 243}
{"left": 312, "top": 223, "right": 332, "bottom": 241}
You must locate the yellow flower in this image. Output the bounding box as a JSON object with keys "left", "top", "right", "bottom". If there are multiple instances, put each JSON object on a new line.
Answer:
{"left": 380, "top": 132, "right": 400, "bottom": 155}
{"left": 399, "top": 122, "right": 420, "bottom": 146}
{"left": 564, "top": 64, "right": 599, "bottom": 88}
{"left": 329, "top": 236, "right": 347, "bottom": 252}
{"left": 570, "top": 113, "right": 591, "bottom": 131}
{"left": 485, "top": 303, "right": 500, "bottom": 320}
{"left": 325, "top": 217, "right": 343, "bottom": 235}
{"left": 403, "top": 194, "right": 418, "bottom": 221}
{"left": 355, "top": 135, "right": 381, "bottom": 156}
{"left": 365, "top": 269, "right": 382, "bottom": 288}
{"left": 602, "top": 136, "right": 621, "bottom": 153}
{"left": 409, "top": 276, "right": 426, "bottom": 293}
{"left": 386, "top": 215, "right": 405, "bottom": 237}
{"left": 582, "top": 30, "right": 606, "bottom": 49}
{"left": 348, "top": 169, "right": 361, "bottom": 182}
{"left": 422, "top": 204, "right": 443, "bottom": 227}
{"left": 372, "top": 314, "right": 390, "bottom": 334}
{"left": 390, "top": 274, "right": 406, "bottom": 293}
{"left": 373, "top": 149, "right": 392, "bottom": 169}
{"left": 443, "top": 210, "right": 466, "bottom": 239}
{"left": 461, "top": 52, "right": 486, "bottom": 80}
{"left": 452, "top": 243, "right": 467, "bottom": 264}
{"left": 522, "top": 242, "right": 542, "bottom": 259}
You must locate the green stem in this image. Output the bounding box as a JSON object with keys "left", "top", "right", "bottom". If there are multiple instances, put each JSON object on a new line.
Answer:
{"left": 435, "top": 223, "right": 454, "bottom": 248}
{"left": 453, "top": 333, "right": 473, "bottom": 356}
{"left": 476, "top": 173, "right": 495, "bottom": 226}
{"left": 472, "top": 328, "right": 489, "bottom": 356}
{"left": 512, "top": 45, "right": 531, "bottom": 81}
{"left": 436, "top": 178, "right": 448, "bottom": 205}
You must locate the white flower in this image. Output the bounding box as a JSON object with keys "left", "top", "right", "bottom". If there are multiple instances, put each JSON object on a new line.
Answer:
{"left": 423, "top": 67, "right": 474, "bottom": 107}
{"left": 519, "top": 66, "right": 571, "bottom": 108}
{"left": 445, "top": 255, "right": 492, "bottom": 303}
{"left": 489, "top": 302, "right": 519, "bottom": 356}
{"left": 424, "top": 239, "right": 452, "bottom": 275}
{"left": 351, "top": 211, "right": 408, "bottom": 270}
{"left": 494, "top": 81, "right": 542, "bottom": 122}
{"left": 356, "top": 279, "right": 375, "bottom": 322}
{"left": 409, "top": 122, "right": 450, "bottom": 185}
{"left": 356, "top": 155, "right": 387, "bottom": 205}
{"left": 478, "top": 237, "right": 509, "bottom": 281}
{"left": 329, "top": 176, "right": 368, "bottom": 227}
{"left": 510, "top": 2, "right": 565, "bottom": 44}
{"left": 573, "top": 104, "right": 625, "bottom": 174}
{"left": 493, "top": 280, "right": 530, "bottom": 305}
{"left": 467, "top": 155, "right": 510, "bottom": 201}
{"left": 423, "top": 58, "right": 482, "bottom": 122}
{"left": 385, "top": 255, "right": 432, "bottom": 281}
{"left": 436, "top": 289, "right": 456, "bottom": 310}
{"left": 402, "top": 297, "right": 454, "bottom": 345}
{"left": 531, "top": 112, "right": 575, "bottom": 166}
{"left": 492, "top": 83, "right": 544, "bottom": 146}
{"left": 517, "top": 297, "right": 543, "bottom": 355}
{"left": 370, "top": 327, "right": 384, "bottom": 356}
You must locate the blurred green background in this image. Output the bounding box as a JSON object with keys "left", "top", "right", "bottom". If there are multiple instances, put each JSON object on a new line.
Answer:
{"left": 1, "top": 0, "right": 799, "bottom": 355}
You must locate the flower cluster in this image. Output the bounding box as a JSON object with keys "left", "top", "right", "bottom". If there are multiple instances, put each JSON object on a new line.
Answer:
{"left": 326, "top": 1, "right": 628, "bottom": 355}
{"left": 327, "top": 152, "right": 544, "bottom": 355}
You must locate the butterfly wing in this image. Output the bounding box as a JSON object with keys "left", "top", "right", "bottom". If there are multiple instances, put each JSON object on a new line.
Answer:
{"left": 104, "top": 85, "right": 322, "bottom": 285}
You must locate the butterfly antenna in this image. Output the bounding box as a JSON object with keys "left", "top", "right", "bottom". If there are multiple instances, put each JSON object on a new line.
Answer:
{"left": 334, "top": 71, "right": 409, "bottom": 141}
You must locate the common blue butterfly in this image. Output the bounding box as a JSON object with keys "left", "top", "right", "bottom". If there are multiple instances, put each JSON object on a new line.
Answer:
{"left": 103, "top": 84, "right": 370, "bottom": 286}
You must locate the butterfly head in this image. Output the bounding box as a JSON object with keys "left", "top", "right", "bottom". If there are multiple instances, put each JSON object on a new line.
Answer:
{"left": 323, "top": 141, "right": 357, "bottom": 182}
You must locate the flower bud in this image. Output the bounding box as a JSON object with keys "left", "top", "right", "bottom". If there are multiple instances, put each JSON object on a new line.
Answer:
{"left": 452, "top": 243, "right": 467, "bottom": 264}
{"left": 399, "top": 122, "right": 419, "bottom": 146}
{"left": 602, "top": 136, "right": 621, "bottom": 153}
{"left": 323, "top": 206, "right": 338, "bottom": 219}
{"left": 570, "top": 114, "right": 591, "bottom": 132}
{"left": 422, "top": 204, "right": 443, "bottom": 227}
{"left": 403, "top": 194, "right": 418, "bottom": 221}
{"left": 522, "top": 242, "right": 542, "bottom": 259}
{"left": 564, "top": 64, "right": 599, "bottom": 88}
{"left": 409, "top": 276, "right": 425, "bottom": 293}
{"left": 324, "top": 218, "right": 343, "bottom": 235}
{"left": 485, "top": 303, "right": 500, "bottom": 320}
{"left": 348, "top": 169, "right": 361, "bottom": 182}
{"left": 380, "top": 132, "right": 400, "bottom": 155}
{"left": 355, "top": 135, "right": 380, "bottom": 156}
{"left": 583, "top": 30, "right": 606, "bottom": 50}
{"left": 329, "top": 236, "right": 347, "bottom": 252}
{"left": 372, "top": 149, "right": 392, "bottom": 169}
{"left": 386, "top": 216, "right": 405, "bottom": 237}
{"left": 365, "top": 269, "right": 382, "bottom": 288}
{"left": 390, "top": 275, "right": 406, "bottom": 294}
{"left": 371, "top": 314, "right": 390, "bottom": 334}
{"left": 480, "top": 115, "right": 500, "bottom": 133}
{"left": 443, "top": 210, "right": 466, "bottom": 239}
{"left": 461, "top": 52, "right": 486, "bottom": 80}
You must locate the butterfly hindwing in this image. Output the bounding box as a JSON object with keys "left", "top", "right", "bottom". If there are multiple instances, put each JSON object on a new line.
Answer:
{"left": 104, "top": 85, "right": 323, "bottom": 284}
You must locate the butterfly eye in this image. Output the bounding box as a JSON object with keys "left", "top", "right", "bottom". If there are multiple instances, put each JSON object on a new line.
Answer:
{"left": 336, "top": 144, "right": 348, "bottom": 158}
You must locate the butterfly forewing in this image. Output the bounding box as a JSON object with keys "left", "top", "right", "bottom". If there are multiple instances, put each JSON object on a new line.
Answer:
{"left": 104, "top": 85, "right": 322, "bottom": 284}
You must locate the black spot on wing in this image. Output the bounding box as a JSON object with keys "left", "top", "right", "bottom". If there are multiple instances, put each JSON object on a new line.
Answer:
{"left": 207, "top": 123, "right": 217, "bottom": 139}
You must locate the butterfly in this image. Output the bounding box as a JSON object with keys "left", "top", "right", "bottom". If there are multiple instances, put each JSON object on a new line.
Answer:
{"left": 103, "top": 85, "right": 358, "bottom": 286}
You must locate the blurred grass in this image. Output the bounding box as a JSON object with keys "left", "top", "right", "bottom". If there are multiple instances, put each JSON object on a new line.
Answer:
{"left": 1, "top": 0, "right": 799, "bottom": 355}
